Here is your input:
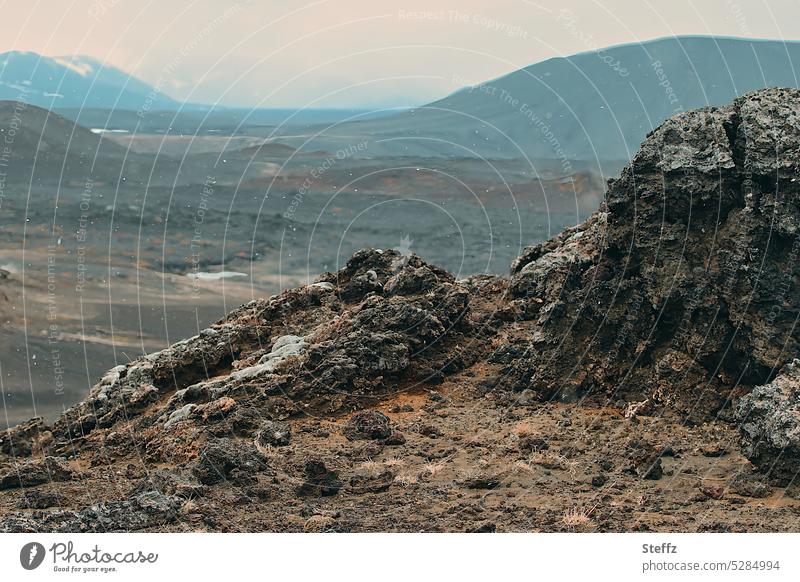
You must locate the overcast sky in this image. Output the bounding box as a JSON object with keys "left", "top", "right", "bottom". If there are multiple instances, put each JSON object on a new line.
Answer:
{"left": 0, "top": 0, "right": 798, "bottom": 108}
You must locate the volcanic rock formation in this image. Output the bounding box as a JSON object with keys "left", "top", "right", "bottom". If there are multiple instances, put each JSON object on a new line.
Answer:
{"left": 504, "top": 87, "right": 800, "bottom": 419}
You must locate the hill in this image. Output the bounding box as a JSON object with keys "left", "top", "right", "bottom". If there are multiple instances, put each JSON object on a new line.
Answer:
{"left": 0, "top": 100, "right": 125, "bottom": 182}
{"left": 270, "top": 36, "right": 800, "bottom": 169}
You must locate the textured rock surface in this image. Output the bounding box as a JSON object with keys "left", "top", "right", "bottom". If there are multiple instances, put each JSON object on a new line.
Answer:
{"left": 0, "top": 457, "right": 76, "bottom": 490}
{"left": 1, "top": 88, "right": 799, "bottom": 531}
{"left": 504, "top": 88, "right": 800, "bottom": 418}
{"left": 737, "top": 360, "right": 800, "bottom": 484}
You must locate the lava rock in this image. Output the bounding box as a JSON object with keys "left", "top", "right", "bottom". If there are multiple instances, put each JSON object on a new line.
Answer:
{"left": 15, "top": 489, "right": 66, "bottom": 509}
{"left": 518, "top": 435, "right": 549, "bottom": 453}
{"left": 133, "top": 469, "right": 204, "bottom": 499}
{"left": 382, "top": 431, "right": 406, "bottom": 446}
{"left": 258, "top": 334, "right": 307, "bottom": 369}
{"left": 255, "top": 420, "right": 292, "bottom": 448}
{"left": 462, "top": 474, "right": 503, "bottom": 490}
{"left": 737, "top": 361, "right": 800, "bottom": 485}
{"left": 0, "top": 457, "right": 77, "bottom": 490}
{"left": 343, "top": 410, "right": 393, "bottom": 441}
{"left": 0, "top": 417, "right": 47, "bottom": 457}
{"left": 55, "top": 491, "right": 178, "bottom": 532}
{"left": 348, "top": 470, "right": 395, "bottom": 494}
{"left": 467, "top": 522, "right": 497, "bottom": 533}
{"left": 699, "top": 484, "right": 725, "bottom": 500}
{"left": 192, "top": 439, "right": 268, "bottom": 485}
{"left": 729, "top": 473, "right": 772, "bottom": 498}
{"left": 505, "top": 88, "right": 800, "bottom": 418}
{"left": 298, "top": 460, "right": 343, "bottom": 497}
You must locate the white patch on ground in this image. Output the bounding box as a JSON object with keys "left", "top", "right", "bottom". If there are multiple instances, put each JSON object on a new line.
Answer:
{"left": 90, "top": 128, "right": 130, "bottom": 134}
{"left": 187, "top": 271, "right": 248, "bottom": 281}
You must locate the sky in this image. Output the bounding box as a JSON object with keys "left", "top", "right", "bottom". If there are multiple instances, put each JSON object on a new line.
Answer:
{"left": 0, "top": 0, "right": 799, "bottom": 108}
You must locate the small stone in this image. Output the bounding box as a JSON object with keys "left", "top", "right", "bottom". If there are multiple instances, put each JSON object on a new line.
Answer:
{"left": 699, "top": 484, "right": 724, "bottom": 500}
{"left": 467, "top": 522, "right": 496, "bottom": 533}
{"left": 15, "top": 489, "right": 66, "bottom": 509}
{"left": 164, "top": 404, "right": 196, "bottom": 429}
{"left": 298, "top": 460, "right": 342, "bottom": 497}
{"left": 255, "top": 420, "right": 291, "bottom": 448}
{"left": 343, "top": 410, "right": 393, "bottom": 441}
{"left": 462, "top": 475, "right": 502, "bottom": 490}
{"left": 518, "top": 435, "right": 549, "bottom": 452}
{"left": 348, "top": 470, "right": 394, "bottom": 494}
{"left": 516, "top": 389, "right": 538, "bottom": 406}
{"left": 192, "top": 439, "right": 268, "bottom": 486}
{"left": 730, "top": 473, "right": 772, "bottom": 498}
{"left": 351, "top": 441, "right": 384, "bottom": 461}
{"left": 382, "top": 431, "right": 406, "bottom": 446}
{"left": 417, "top": 424, "right": 442, "bottom": 438}
{"left": 304, "top": 515, "right": 336, "bottom": 532}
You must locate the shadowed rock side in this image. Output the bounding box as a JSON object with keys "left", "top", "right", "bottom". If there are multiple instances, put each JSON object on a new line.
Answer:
{"left": 1, "top": 88, "right": 799, "bottom": 532}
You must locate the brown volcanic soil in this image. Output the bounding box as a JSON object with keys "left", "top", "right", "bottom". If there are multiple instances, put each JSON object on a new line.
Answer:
{"left": 1, "top": 88, "right": 800, "bottom": 532}
{"left": 2, "top": 383, "right": 797, "bottom": 533}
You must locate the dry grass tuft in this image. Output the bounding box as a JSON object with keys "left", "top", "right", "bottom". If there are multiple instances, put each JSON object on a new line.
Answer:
{"left": 562, "top": 508, "right": 593, "bottom": 528}
{"left": 394, "top": 471, "right": 419, "bottom": 486}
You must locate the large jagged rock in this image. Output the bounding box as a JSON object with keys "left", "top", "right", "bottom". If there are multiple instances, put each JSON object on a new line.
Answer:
{"left": 737, "top": 360, "right": 800, "bottom": 484}
{"left": 504, "top": 88, "right": 800, "bottom": 419}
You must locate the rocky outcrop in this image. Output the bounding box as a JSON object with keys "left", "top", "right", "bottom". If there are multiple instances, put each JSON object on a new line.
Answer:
{"left": 1, "top": 88, "right": 799, "bottom": 531}
{"left": 503, "top": 88, "right": 800, "bottom": 419}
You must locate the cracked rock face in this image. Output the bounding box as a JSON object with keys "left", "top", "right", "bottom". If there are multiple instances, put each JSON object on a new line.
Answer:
{"left": 1, "top": 88, "right": 799, "bottom": 531}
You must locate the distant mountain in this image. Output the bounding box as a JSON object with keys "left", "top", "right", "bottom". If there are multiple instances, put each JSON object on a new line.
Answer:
{"left": 0, "top": 100, "right": 129, "bottom": 182}
{"left": 270, "top": 36, "right": 800, "bottom": 170}
{"left": 0, "top": 51, "right": 177, "bottom": 111}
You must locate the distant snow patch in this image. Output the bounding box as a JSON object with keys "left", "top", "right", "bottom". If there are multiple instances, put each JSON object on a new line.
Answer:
{"left": 53, "top": 56, "right": 94, "bottom": 77}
